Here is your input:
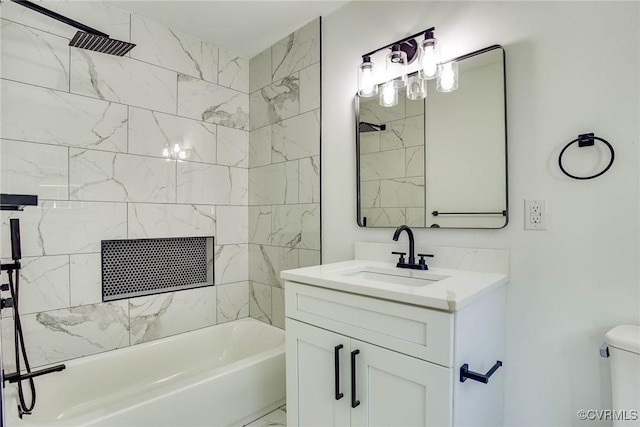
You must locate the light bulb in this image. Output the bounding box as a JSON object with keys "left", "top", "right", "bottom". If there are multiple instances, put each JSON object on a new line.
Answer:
{"left": 437, "top": 61, "right": 458, "bottom": 92}
{"left": 361, "top": 68, "right": 375, "bottom": 96}
{"left": 379, "top": 82, "right": 398, "bottom": 107}
{"left": 419, "top": 35, "right": 440, "bottom": 80}
{"left": 358, "top": 56, "right": 378, "bottom": 97}
{"left": 420, "top": 45, "right": 438, "bottom": 79}
{"left": 162, "top": 146, "right": 170, "bottom": 157}
{"left": 173, "top": 143, "right": 181, "bottom": 154}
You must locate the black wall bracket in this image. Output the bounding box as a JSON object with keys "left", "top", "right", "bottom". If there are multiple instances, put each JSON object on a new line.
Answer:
{"left": 460, "top": 360, "right": 502, "bottom": 384}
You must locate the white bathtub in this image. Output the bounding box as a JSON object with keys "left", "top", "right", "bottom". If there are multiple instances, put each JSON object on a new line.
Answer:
{"left": 4, "top": 318, "right": 286, "bottom": 427}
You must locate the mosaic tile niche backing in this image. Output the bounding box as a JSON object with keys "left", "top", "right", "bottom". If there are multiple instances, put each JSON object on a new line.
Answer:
{"left": 102, "top": 237, "right": 214, "bottom": 301}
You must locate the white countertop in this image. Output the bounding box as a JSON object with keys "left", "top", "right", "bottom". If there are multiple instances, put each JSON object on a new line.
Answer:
{"left": 281, "top": 259, "right": 508, "bottom": 312}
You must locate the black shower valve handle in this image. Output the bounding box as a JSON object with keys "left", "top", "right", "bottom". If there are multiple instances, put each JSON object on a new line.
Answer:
{"left": 391, "top": 251, "right": 406, "bottom": 264}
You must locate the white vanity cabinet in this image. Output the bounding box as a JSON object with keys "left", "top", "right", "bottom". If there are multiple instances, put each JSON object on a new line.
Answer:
{"left": 285, "top": 279, "right": 506, "bottom": 427}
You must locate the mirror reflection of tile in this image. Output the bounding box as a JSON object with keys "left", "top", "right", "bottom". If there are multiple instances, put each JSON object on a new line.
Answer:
{"left": 357, "top": 46, "right": 507, "bottom": 229}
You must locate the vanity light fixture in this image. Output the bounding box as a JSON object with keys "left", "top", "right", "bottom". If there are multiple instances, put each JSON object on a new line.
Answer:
{"left": 357, "top": 26, "right": 458, "bottom": 106}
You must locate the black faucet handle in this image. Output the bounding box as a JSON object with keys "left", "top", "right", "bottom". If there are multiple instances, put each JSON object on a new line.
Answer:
{"left": 391, "top": 251, "right": 406, "bottom": 264}
{"left": 417, "top": 253, "right": 434, "bottom": 269}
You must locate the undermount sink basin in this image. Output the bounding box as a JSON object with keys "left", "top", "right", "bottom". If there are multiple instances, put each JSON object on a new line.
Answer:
{"left": 338, "top": 266, "right": 449, "bottom": 287}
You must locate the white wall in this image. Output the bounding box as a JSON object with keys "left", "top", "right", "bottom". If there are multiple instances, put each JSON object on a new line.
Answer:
{"left": 323, "top": 2, "right": 640, "bottom": 425}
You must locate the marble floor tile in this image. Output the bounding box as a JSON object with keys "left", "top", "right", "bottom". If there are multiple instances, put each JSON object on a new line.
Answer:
{"left": 244, "top": 406, "right": 287, "bottom": 427}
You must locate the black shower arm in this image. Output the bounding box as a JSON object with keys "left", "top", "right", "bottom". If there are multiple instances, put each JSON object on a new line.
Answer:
{"left": 10, "top": 0, "right": 108, "bottom": 37}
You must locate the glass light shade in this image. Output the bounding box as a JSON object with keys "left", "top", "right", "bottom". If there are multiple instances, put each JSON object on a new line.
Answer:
{"left": 358, "top": 56, "right": 378, "bottom": 97}
{"left": 406, "top": 75, "right": 427, "bottom": 100}
{"left": 418, "top": 38, "right": 440, "bottom": 80}
{"left": 386, "top": 45, "right": 408, "bottom": 89}
{"left": 437, "top": 61, "right": 458, "bottom": 92}
{"left": 379, "top": 81, "right": 398, "bottom": 107}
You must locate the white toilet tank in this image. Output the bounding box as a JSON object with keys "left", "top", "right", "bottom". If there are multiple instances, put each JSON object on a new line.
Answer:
{"left": 606, "top": 325, "right": 640, "bottom": 426}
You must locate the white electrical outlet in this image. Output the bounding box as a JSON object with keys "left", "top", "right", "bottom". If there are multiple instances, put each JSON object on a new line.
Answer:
{"left": 525, "top": 199, "right": 547, "bottom": 230}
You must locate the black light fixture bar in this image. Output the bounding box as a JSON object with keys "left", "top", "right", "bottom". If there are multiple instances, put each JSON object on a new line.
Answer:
{"left": 362, "top": 26, "right": 435, "bottom": 58}
{"left": 9, "top": 0, "right": 108, "bottom": 37}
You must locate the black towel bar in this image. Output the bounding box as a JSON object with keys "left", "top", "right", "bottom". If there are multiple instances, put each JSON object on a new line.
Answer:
{"left": 432, "top": 210, "right": 507, "bottom": 217}
{"left": 460, "top": 361, "right": 502, "bottom": 384}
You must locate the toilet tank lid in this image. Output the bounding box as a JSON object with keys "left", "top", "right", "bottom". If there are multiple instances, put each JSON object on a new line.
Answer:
{"left": 605, "top": 325, "right": 640, "bottom": 354}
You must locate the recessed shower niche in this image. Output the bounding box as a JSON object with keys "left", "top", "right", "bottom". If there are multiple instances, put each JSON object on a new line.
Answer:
{"left": 101, "top": 236, "right": 214, "bottom": 301}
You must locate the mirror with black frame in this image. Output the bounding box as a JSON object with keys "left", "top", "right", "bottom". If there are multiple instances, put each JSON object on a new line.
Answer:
{"left": 356, "top": 45, "right": 507, "bottom": 229}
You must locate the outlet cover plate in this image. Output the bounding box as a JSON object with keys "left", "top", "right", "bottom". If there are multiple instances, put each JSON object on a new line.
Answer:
{"left": 525, "top": 199, "right": 547, "bottom": 230}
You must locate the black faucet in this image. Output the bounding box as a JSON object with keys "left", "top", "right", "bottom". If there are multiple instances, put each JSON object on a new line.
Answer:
{"left": 392, "top": 225, "right": 433, "bottom": 270}
{"left": 393, "top": 225, "right": 416, "bottom": 264}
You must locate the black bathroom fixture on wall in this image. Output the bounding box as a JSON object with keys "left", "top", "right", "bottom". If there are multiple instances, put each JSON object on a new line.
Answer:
{"left": 1, "top": 217, "right": 66, "bottom": 417}
{"left": 0, "top": 194, "right": 37, "bottom": 211}
{"left": 9, "top": 0, "right": 136, "bottom": 56}
{"left": 357, "top": 27, "right": 459, "bottom": 106}
{"left": 558, "top": 133, "right": 615, "bottom": 180}
{"left": 358, "top": 122, "right": 386, "bottom": 133}
{"left": 460, "top": 360, "right": 502, "bottom": 384}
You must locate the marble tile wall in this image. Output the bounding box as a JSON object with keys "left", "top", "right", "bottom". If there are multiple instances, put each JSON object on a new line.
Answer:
{"left": 358, "top": 95, "right": 425, "bottom": 227}
{"left": 0, "top": 2, "right": 251, "bottom": 369}
{"left": 248, "top": 19, "right": 321, "bottom": 328}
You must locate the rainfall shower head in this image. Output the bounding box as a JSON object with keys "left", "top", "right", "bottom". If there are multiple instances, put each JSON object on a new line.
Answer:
{"left": 10, "top": 0, "right": 136, "bottom": 56}
{"left": 359, "top": 122, "right": 387, "bottom": 133}
{"left": 69, "top": 32, "right": 136, "bottom": 57}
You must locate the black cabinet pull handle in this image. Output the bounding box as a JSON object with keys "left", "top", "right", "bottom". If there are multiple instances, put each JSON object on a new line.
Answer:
{"left": 351, "top": 349, "right": 360, "bottom": 408}
{"left": 334, "top": 344, "right": 344, "bottom": 400}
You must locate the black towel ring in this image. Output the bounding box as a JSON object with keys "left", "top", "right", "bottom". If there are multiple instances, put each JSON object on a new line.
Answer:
{"left": 558, "top": 133, "right": 614, "bottom": 180}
